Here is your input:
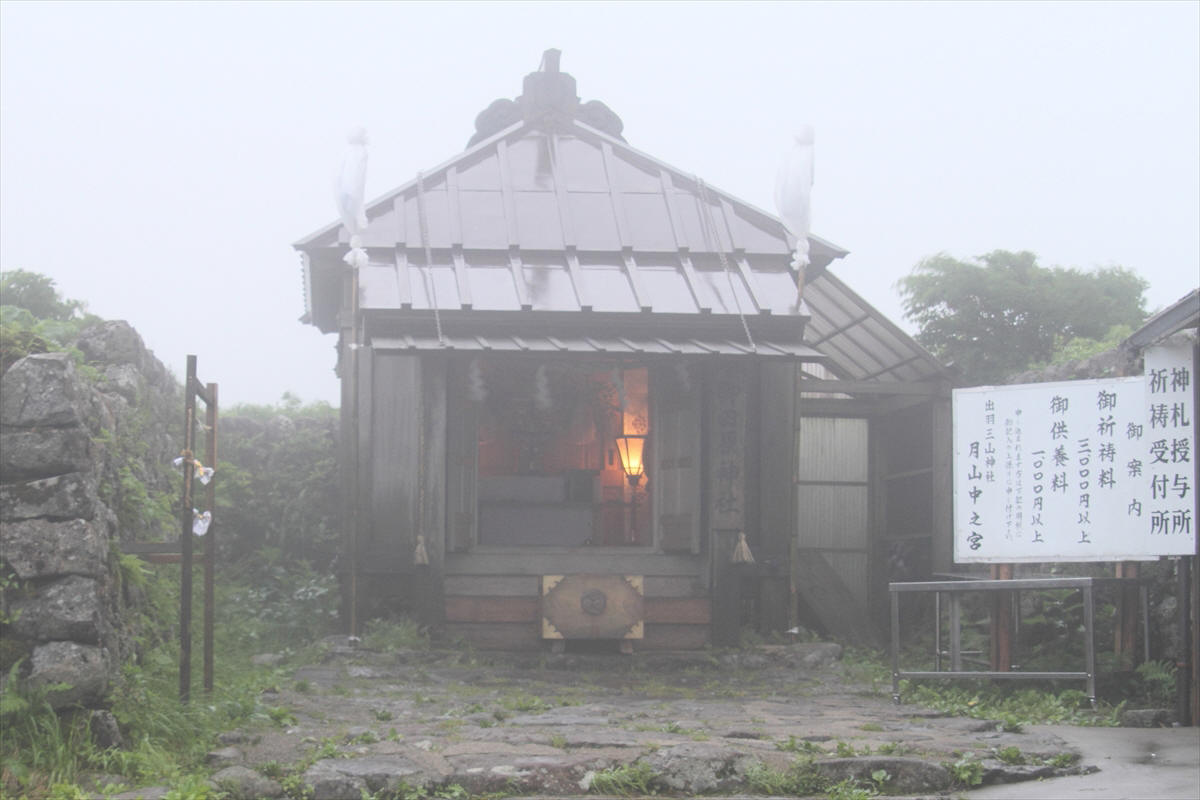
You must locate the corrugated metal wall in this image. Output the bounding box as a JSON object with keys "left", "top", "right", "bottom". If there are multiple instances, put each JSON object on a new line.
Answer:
{"left": 796, "top": 417, "right": 870, "bottom": 609}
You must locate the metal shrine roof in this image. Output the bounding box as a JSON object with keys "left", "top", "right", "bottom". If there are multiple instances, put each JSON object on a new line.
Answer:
{"left": 295, "top": 52, "right": 946, "bottom": 382}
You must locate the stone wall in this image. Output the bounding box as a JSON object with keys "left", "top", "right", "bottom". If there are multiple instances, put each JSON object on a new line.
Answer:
{"left": 1, "top": 321, "right": 180, "bottom": 708}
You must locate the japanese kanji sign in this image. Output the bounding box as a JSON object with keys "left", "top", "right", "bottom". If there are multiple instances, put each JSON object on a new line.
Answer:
{"left": 953, "top": 344, "right": 1195, "bottom": 562}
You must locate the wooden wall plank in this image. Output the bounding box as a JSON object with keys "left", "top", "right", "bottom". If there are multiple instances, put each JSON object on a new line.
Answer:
{"left": 368, "top": 354, "right": 418, "bottom": 558}
{"left": 640, "top": 624, "right": 709, "bottom": 651}
{"left": 444, "top": 575, "right": 539, "bottom": 596}
{"left": 653, "top": 363, "right": 702, "bottom": 553}
{"left": 443, "top": 575, "right": 706, "bottom": 598}
{"left": 645, "top": 597, "right": 711, "bottom": 624}
{"left": 443, "top": 622, "right": 541, "bottom": 651}
{"left": 444, "top": 552, "right": 704, "bottom": 576}
{"left": 644, "top": 575, "right": 707, "bottom": 597}
{"left": 445, "top": 596, "right": 539, "bottom": 623}
{"left": 421, "top": 356, "right": 447, "bottom": 626}
{"left": 446, "top": 360, "right": 478, "bottom": 553}
{"left": 758, "top": 361, "right": 796, "bottom": 632}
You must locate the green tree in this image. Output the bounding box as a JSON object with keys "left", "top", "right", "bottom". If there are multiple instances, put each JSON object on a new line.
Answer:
{"left": 897, "top": 250, "right": 1148, "bottom": 384}
{"left": 0, "top": 270, "right": 97, "bottom": 372}
{"left": 217, "top": 398, "right": 340, "bottom": 568}
{"left": 0, "top": 269, "right": 84, "bottom": 320}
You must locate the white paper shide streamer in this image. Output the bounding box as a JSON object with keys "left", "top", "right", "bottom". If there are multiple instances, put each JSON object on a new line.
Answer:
{"left": 335, "top": 127, "right": 370, "bottom": 270}
{"left": 192, "top": 509, "right": 212, "bottom": 537}
{"left": 774, "top": 125, "right": 814, "bottom": 273}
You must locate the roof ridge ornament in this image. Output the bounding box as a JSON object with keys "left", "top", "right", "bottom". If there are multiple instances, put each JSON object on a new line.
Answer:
{"left": 467, "top": 50, "right": 625, "bottom": 147}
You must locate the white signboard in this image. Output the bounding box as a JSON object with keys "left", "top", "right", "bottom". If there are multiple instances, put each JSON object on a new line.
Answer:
{"left": 953, "top": 345, "right": 1194, "bottom": 562}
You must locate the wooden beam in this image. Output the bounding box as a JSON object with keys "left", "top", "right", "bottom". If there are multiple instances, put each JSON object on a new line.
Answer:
{"left": 798, "top": 379, "right": 944, "bottom": 396}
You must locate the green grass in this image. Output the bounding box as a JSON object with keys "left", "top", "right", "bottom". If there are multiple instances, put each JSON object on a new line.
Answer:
{"left": 589, "top": 760, "right": 658, "bottom": 796}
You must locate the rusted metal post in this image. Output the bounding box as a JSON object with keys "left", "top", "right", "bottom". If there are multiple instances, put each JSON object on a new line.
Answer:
{"left": 203, "top": 382, "right": 218, "bottom": 694}
{"left": 990, "top": 563, "right": 1013, "bottom": 671}
{"left": 179, "top": 355, "right": 197, "bottom": 703}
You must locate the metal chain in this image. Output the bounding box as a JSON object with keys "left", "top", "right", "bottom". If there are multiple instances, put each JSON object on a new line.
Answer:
{"left": 416, "top": 171, "right": 445, "bottom": 346}
{"left": 695, "top": 178, "right": 756, "bottom": 352}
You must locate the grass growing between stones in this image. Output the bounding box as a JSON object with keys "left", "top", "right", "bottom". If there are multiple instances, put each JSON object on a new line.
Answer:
{"left": 588, "top": 760, "right": 659, "bottom": 796}
{"left": 744, "top": 762, "right": 840, "bottom": 796}
{"left": 840, "top": 646, "right": 1127, "bottom": 728}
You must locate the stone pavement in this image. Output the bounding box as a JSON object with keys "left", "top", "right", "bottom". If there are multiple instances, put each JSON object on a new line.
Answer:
{"left": 966, "top": 724, "right": 1200, "bottom": 799}
{"left": 106, "top": 639, "right": 1141, "bottom": 799}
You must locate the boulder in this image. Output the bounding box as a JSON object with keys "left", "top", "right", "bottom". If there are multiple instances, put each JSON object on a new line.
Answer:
{"left": 27, "top": 641, "right": 111, "bottom": 708}
{"left": 815, "top": 756, "right": 953, "bottom": 794}
{"left": 212, "top": 765, "right": 284, "bottom": 800}
{"left": 303, "top": 756, "right": 433, "bottom": 800}
{"left": 0, "top": 352, "right": 87, "bottom": 428}
{"left": 0, "top": 517, "right": 107, "bottom": 579}
{"left": 0, "top": 472, "right": 99, "bottom": 521}
{"left": 0, "top": 427, "right": 92, "bottom": 482}
{"left": 206, "top": 746, "right": 244, "bottom": 768}
{"left": 643, "top": 741, "right": 753, "bottom": 794}
{"left": 74, "top": 321, "right": 146, "bottom": 370}
{"left": 89, "top": 709, "right": 124, "bottom": 749}
{"left": 10, "top": 575, "right": 105, "bottom": 643}
{"left": 100, "top": 363, "right": 144, "bottom": 404}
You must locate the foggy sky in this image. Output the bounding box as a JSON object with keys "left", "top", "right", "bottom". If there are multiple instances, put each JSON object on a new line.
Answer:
{"left": 2, "top": 1, "right": 1197, "bottom": 406}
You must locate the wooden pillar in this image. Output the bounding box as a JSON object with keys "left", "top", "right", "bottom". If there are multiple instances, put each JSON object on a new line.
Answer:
{"left": 419, "top": 356, "right": 447, "bottom": 631}
{"left": 178, "top": 355, "right": 197, "bottom": 703}
{"left": 202, "top": 383, "right": 217, "bottom": 694}
{"left": 757, "top": 362, "right": 797, "bottom": 633}
{"left": 708, "top": 361, "right": 748, "bottom": 647}
{"left": 931, "top": 389, "right": 954, "bottom": 575}
{"left": 1114, "top": 561, "right": 1140, "bottom": 671}
{"left": 990, "top": 563, "right": 1013, "bottom": 671}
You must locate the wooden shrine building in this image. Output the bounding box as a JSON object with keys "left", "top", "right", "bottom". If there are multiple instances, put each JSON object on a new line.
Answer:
{"left": 295, "top": 52, "right": 953, "bottom": 649}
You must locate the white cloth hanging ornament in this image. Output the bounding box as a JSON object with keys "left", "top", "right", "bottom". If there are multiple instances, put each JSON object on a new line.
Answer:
{"left": 173, "top": 454, "right": 213, "bottom": 483}
{"left": 335, "top": 127, "right": 370, "bottom": 270}
{"left": 774, "top": 126, "right": 814, "bottom": 273}
{"left": 192, "top": 509, "right": 212, "bottom": 536}
{"left": 413, "top": 535, "right": 429, "bottom": 566}
{"left": 731, "top": 531, "right": 755, "bottom": 564}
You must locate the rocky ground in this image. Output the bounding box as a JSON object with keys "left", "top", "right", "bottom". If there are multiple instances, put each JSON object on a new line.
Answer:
{"left": 102, "top": 639, "right": 1100, "bottom": 799}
